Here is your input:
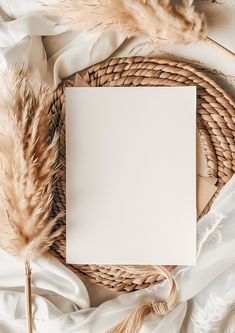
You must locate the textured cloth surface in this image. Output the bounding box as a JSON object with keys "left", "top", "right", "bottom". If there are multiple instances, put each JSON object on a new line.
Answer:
{"left": 0, "top": 176, "right": 234, "bottom": 332}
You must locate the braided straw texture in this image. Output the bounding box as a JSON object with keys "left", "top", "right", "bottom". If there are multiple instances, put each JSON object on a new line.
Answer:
{"left": 49, "top": 57, "right": 235, "bottom": 292}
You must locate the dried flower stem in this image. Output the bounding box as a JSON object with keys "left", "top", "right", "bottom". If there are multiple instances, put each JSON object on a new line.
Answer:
{"left": 25, "top": 260, "right": 33, "bottom": 333}
{"left": 206, "top": 37, "right": 235, "bottom": 61}
{"left": 0, "top": 68, "right": 64, "bottom": 333}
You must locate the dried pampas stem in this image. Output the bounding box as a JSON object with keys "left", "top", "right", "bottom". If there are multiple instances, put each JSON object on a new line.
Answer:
{"left": 25, "top": 260, "right": 33, "bottom": 333}
{"left": 106, "top": 266, "right": 177, "bottom": 333}
{"left": 0, "top": 68, "right": 64, "bottom": 333}
{"left": 206, "top": 37, "right": 235, "bottom": 61}
{"left": 45, "top": 0, "right": 235, "bottom": 61}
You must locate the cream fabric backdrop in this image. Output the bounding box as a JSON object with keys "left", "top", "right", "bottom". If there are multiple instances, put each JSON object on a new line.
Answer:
{"left": 0, "top": 1, "right": 235, "bottom": 332}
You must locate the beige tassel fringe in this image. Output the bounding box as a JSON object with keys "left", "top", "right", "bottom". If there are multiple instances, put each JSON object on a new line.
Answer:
{"left": 106, "top": 266, "right": 177, "bottom": 333}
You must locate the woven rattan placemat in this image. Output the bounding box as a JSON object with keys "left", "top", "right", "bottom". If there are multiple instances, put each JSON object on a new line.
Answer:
{"left": 49, "top": 57, "right": 235, "bottom": 292}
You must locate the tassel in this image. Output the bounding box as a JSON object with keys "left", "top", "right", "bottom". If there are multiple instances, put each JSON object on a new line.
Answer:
{"left": 106, "top": 266, "right": 177, "bottom": 333}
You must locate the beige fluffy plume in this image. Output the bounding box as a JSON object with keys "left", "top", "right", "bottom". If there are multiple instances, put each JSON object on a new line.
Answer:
{"left": 0, "top": 69, "right": 63, "bottom": 260}
{"left": 46, "top": 0, "right": 207, "bottom": 44}
{"left": 0, "top": 70, "right": 61, "bottom": 259}
{"left": 0, "top": 68, "right": 63, "bottom": 333}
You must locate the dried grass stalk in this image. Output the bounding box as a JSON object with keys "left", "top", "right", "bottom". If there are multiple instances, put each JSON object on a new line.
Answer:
{"left": 46, "top": 0, "right": 207, "bottom": 44}
{"left": 0, "top": 68, "right": 64, "bottom": 333}
{"left": 45, "top": 0, "right": 235, "bottom": 59}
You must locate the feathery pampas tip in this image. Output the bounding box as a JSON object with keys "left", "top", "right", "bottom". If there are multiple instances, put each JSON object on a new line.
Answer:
{"left": 45, "top": 0, "right": 235, "bottom": 60}
{"left": 0, "top": 68, "right": 64, "bottom": 333}
{"left": 46, "top": 0, "right": 207, "bottom": 45}
{"left": 0, "top": 68, "right": 63, "bottom": 260}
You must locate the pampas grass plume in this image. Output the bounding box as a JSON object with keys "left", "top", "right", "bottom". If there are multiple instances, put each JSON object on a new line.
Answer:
{"left": 0, "top": 68, "right": 64, "bottom": 333}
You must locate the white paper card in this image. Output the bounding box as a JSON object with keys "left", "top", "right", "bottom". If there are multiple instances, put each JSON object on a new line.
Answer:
{"left": 66, "top": 87, "right": 196, "bottom": 265}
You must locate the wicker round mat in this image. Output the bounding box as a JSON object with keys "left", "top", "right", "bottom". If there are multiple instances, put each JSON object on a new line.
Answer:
{"left": 49, "top": 57, "right": 235, "bottom": 292}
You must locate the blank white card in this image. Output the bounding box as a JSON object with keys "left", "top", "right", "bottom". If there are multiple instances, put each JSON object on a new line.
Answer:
{"left": 66, "top": 87, "right": 196, "bottom": 265}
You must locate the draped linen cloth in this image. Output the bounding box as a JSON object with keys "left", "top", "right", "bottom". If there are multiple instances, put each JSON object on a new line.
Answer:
{"left": 0, "top": 1, "right": 235, "bottom": 332}
{"left": 0, "top": 175, "right": 234, "bottom": 332}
